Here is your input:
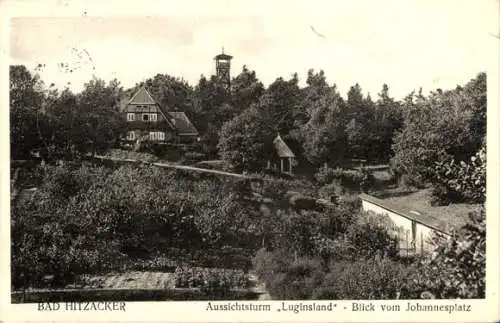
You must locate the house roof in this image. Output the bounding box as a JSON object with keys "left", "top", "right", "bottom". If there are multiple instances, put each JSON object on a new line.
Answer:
{"left": 168, "top": 111, "right": 198, "bottom": 135}
{"left": 128, "top": 87, "right": 158, "bottom": 105}
{"left": 273, "top": 134, "right": 295, "bottom": 158}
{"left": 359, "top": 193, "right": 462, "bottom": 235}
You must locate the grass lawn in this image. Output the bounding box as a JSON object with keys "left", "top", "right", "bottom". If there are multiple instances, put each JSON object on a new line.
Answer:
{"left": 381, "top": 188, "right": 481, "bottom": 231}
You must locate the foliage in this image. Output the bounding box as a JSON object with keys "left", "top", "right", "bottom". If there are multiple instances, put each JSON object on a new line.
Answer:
{"left": 9, "top": 65, "right": 47, "bottom": 159}
{"left": 218, "top": 106, "right": 275, "bottom": 172}
{"left": 253, "top": 250, "right": 420, "bottom": 300}
{"left": 315, "top": 166, "right": 372, "bottom": 192}
{"left": 173, "top": 265, "right": 249, "bottom": 290}
{"left": 391, "top": 73, "right": 486, "bottom": 186}
{"left": 266, "top": 257, "right": 325, "bottom": 300}
{"left": 345, "top": 211, "right": 399, "bottom": 259}
{"left": 430, "top": 144, "right": 486, "bottom": 205}
{"left": 298, "top": 84, "right": 346, "bottom": 166}
{"left": 409, "top": 207, "right": 486, "bottom": 299}
{"left": 230, "top": 65, "right": 265, "bottom": 113}
{"left": 104, "top": 148, "right": 159, "bottom": 162}
{"left": 312, "top": 257, "right": 421, "bottom": 300}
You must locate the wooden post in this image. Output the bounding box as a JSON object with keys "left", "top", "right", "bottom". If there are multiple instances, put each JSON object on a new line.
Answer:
{"left": 420, "top": 231, "right": 424, "bottom": 255}
{"left": 267, "top": 160, "right": 271, "bottom": 169}
{"left": 406, "top": 231, "right": 409, "bottom": 257}
{"left": 280, "top": 158, "right": 284, "bottom": 173}
{"left": 289, "top": 157, "right": 293, "bottom": 174}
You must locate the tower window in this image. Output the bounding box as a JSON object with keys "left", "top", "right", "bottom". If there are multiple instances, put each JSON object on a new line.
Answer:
{"left": 142, "top": 114, "right": 149, "bottom": 121}
{"left": 127, "top": 113, "right": 135, "bottom": 121}
{"left": 150, "top": 113, "right": 157, "bottom": 121}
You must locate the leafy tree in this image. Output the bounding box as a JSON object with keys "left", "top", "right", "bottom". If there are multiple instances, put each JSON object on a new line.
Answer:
{"left": 430, "top": 143, "right": 486, "bottom": 205}
{"left": 230, "top": 65, "right": 264, "bottom": 113}
{"left": 369, "top": 84, "right": 403, "bottom": 162}
{"left": 192, "top": 75, "right": 232, "bottom": 156}
{"left": 74, "top": 78, "right": 126, "bottom": 157}
{"left": 344, "top": 84, "right": 376, "bottom": 160}
{"left": 299, "top": 85, "right": 346, "bottom": 166}
{"left": 9, "top": 65, "right": 47, "bottom": 159}
{"left": 391, "top": 73, "right": 486, "bottom": 186}
{"left": 218, "top": 106, "right": 274, "bottom": 172}
{"left": 258, "top": 74, "right": 302, "bottom": 136}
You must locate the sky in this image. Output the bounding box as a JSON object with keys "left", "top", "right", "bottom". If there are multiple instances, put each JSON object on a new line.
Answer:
{"left": 7, "top": 0, "right": 499, "bottom": 99}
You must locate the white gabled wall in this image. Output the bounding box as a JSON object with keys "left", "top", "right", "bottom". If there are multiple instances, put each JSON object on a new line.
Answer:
{"left": 361, "top": 199, "right": 442, "bottom": 255}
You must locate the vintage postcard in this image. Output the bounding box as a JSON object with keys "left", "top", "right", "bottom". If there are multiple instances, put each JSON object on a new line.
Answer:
{"left": 1, "top": 0, "right": 499, "bottom": 322}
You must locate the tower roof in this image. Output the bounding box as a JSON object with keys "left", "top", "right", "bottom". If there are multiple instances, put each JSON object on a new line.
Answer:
{"left": 214, "top": 53, "right": 233, "bottom": 60}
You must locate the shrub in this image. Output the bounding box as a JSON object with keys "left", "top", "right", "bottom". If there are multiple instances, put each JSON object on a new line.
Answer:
{"left": 312, "top": 257, "right": 421, "bottom": 300}
{"left": 345, "top": 212, "right": 399, "bottom": 259}
{"left": 314, "top": 167, "right": 367, "bottom": 192}
{"left": 184, "top": 151, "right": 207, "bottom": 162}
{"left": 266, "top": 257, "right": 325, "bottom": 300}
{"left": 409, "top": 207, "right": 485, "bottom": 299}
{"left": 429, "top": 145, "right": 486, "bottom": 205}
{"left": 173, "top": 265, "right": 249, "bottom": 290}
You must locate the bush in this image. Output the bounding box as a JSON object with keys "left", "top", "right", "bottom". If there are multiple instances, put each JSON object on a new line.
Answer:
{"left": 312, "top": 257, "right": 421, "bottom": 300}
{"left": 11, "top": 163, "right": 260, "bottom": 289}
{"left": 409, "top": 207, "right": 486, "bottom": 299}
{"left": 173, "top": 265, "right": 249, "bottom": 290}
{"left": 266, "top": 257, "right": 325, "bottom": 300}
{"left": 346, "top": 212, "right": 399, "bottom": 258}
{"left": 184, "top": 151, "right": 207, "bottom": 162}
{"left": 429, "top": 145, "right": 486, "bottom": 205}
{"left": 314, "top": 167, "right": 368, "bottom": 192}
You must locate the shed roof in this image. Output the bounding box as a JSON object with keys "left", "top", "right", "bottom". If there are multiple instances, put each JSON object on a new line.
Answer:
{"left": 273, "top": 135, "right": 295, "bottom": 158}
{"left": 359, "top": 193, "right": 462, "bottom": 235}
{"left": 168, "top": 111, "right": 198, "bottom": 135}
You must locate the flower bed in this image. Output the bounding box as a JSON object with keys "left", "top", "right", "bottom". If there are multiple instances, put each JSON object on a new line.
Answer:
{"left": 174, "top": 266, "right": 250, "bottom": 290}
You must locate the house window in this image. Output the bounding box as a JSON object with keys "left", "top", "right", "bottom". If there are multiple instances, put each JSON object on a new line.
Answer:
{"left": 127, "top": 113, "right": 135, "bottom": 121}
{"left": 149, "top": 132, "right": 165, "bottom": 141}
{"left": 150, "top": 113, "right": 158, "bottom": 121}
{"left": 127, "top": 131, "right": 135, "bottom": 141}
{"left": 142, "top": 114, "right": 149, "bottom": 121}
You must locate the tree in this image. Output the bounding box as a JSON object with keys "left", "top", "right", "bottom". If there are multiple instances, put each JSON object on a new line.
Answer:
{"left": 344, "top": 84, "right": 376, "bottom": 160}
{"left": 230, "top": 65, "right": 264, "bottom": 113}
{"left": 44, "top": 88, "right": 80, "bottom": 159}
{"left": 299, "top": 85, "right": 346, "bottom": 166}
{"left": 258, "top": 74, "right": 302, "bottom": 137}
{"left": 192, "top": 75, "right": 233, "bottom": 156}
{"left": 218, "top": 106, "right": 274, "bottom": 172}
{"left": 391, "top": 73, "right": 486, "bottom": 186}
{"left": 9, "top": 65, "right": 46, "bottom": 159}
{"left": 369, "top": 84, "right": 403, "bottom": 162}
{"left": 49, "top": 78, "right": 126, "bottom": 157}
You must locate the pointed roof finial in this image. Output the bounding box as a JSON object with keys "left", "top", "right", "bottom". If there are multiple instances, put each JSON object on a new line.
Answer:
{"left": 222, "top": 46, "right": 224, "bottom": 54}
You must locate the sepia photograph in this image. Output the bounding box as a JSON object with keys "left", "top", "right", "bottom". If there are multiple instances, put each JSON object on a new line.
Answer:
{"left": 2, "top": 0, "right": 499, "bottom": 321}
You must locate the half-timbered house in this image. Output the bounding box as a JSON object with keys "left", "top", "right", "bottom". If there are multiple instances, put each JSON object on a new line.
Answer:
{"left": 122, "top": 87, "right": 198, "bottom": 144}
